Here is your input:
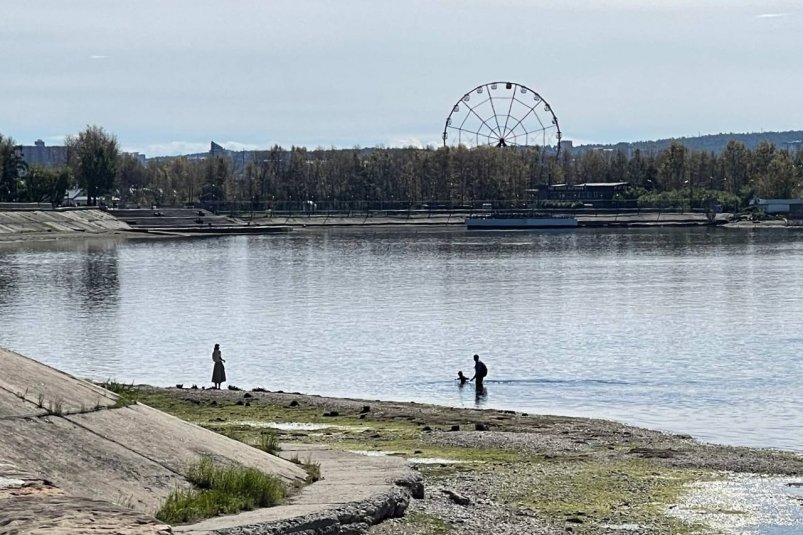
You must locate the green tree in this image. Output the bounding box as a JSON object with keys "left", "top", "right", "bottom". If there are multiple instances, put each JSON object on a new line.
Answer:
{"left": 720, "top": 141, "right": 749, "bottom": 194}
{"left": 656, "top": 142, "right": 688, "bottom": 191}
{"left": 20, "top": 165, "right": 70, "bottom": 205}
{"left": 0, "top": 133, "right": 27, "bottom": 201}
{"left": 756, "top": 153, "right": 800, "bottom": 198}
{"left": 66, "top": 125, "right": 119, "bottom": 205}
{"left": 116, "top": 153, "right": 148, "bottom": 200}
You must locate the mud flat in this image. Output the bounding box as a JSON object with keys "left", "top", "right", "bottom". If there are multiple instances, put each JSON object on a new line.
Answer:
{"left": 136, "top": 386, "right": 803, "bottom": 535}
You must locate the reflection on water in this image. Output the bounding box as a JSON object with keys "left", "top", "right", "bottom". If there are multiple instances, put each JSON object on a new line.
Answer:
{"left": 1, "top": 228, "right": 802, "bottom": 451}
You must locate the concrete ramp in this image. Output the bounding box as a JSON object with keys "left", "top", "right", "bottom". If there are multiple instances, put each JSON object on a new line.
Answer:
{"left": 0, "top": 347, "right": 118, "bottom": 414}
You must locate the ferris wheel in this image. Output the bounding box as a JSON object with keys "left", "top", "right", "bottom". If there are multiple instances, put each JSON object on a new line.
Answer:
{"left": 442, "top": 81, "right": 562, "bottom": 155}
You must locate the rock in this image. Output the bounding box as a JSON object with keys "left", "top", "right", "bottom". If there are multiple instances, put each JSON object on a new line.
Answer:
{"left": 442, "top": 489, "right": 471, "bottom": 506}
{"left": 449, "top": 425, "right": 460, "bottom": 432}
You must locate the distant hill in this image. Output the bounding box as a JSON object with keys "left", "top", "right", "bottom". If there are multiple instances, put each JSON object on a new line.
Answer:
{"left": 575, "top": 130, "right": 803, "bottom": 155}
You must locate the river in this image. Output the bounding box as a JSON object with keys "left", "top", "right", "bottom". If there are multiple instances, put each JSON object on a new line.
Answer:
{"left": 0, "top": 226, "right": 801, "bottom": 451}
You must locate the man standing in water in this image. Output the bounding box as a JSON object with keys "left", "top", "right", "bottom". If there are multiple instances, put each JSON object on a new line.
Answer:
{"left": 470, "top": 354, "right": 488, "bottom": 392}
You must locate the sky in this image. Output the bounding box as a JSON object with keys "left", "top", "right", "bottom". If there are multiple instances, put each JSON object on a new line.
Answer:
{"left": 2, "top": 0, "right": 802, "bottom": 156}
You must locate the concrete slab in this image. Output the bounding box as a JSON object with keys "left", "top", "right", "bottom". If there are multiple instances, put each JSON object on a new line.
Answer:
{"left": 0, "top": 414, "right": 188, "bottom": 513}
{"left": 0, "top": 494, "right": 172, "bottom": 534}
{"left": 67, "top": 404, "right": 307, "bottom": 484}
{"left": 0, "top": 348, "right": 118, "bottom": 414}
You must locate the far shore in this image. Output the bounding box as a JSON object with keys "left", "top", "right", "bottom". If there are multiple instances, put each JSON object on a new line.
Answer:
{"left": 135, "top": 385, "right": 803, "bottom": 534}
{"left": 2, "top": 207, "right": 798, "bottom": 245}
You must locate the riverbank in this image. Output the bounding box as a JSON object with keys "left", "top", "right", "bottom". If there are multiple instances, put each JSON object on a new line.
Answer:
{"left": 136, "top": 386, "right": 803, "bottom": 535}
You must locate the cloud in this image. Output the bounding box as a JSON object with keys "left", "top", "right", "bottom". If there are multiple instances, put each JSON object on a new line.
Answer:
{"left": 390, "top": 137, "right": 443, "bottom": 149}
{"left": 122, "top": 140, "right": 269, "bottom": 157}
{"left": 756, "top": 13, "right": 789, "bottom": 18}
{"left": 122, "top": 141, "right": 209, "bottom": 157}
{"left": 89, "top": 55, "right": 109, "bottom": 60}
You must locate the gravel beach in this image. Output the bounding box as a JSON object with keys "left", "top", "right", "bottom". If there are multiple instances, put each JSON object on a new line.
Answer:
{"left": 136, "top": 386, "right": 803, "bottom": 534}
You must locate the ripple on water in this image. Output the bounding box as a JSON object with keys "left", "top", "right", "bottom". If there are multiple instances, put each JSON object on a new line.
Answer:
{"left": 669, "top": 474, "right": 803, "bottom": 534}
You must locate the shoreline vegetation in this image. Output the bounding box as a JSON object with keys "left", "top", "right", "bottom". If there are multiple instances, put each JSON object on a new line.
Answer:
{"left": 134, "top": 385, "right": 802, "bottom": 534}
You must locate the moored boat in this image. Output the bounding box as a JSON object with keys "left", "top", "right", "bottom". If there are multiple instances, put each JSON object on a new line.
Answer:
{"left": 466, "top": 211, "right": 577, "bottom": 229}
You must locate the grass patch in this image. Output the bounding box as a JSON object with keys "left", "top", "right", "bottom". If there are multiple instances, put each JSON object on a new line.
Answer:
{"left": 334, "top": 436, "right": 523, "bottom": 464}
{"left": 155, "top": 457, "right": 285, "bottom": 524}
{"left": 100, "top": 379, "right": 139, "bottom": 408}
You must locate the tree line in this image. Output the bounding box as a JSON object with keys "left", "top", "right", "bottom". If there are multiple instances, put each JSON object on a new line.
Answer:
{"left": 1, "top": 125, "right": 801, "bottom": 210}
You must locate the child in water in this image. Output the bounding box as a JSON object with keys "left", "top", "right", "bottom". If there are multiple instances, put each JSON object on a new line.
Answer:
{"left": 456, "top": 370, "right": 469, "bottom": 385}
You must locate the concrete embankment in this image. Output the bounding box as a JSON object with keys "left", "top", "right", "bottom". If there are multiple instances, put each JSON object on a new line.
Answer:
{"left": 0, "top": 208, "right": 132, "bottom": 238}
{"left": 0, "top": 348, "right": 421, "bottom": 534}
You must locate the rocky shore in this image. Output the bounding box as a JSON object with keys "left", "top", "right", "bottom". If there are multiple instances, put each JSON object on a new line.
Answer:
{"left": 136, "top": 386, "right": 803, "bottom": 535}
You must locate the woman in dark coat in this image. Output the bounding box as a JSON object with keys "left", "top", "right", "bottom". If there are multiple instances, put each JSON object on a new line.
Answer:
{"left": 211, "top": 343, "right": 226, "bottom": 389}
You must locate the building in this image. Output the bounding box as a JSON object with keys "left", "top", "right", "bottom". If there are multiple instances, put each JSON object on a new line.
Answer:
{"left": 19, "top": 140, "right": 68, "bottom": 168}
{"left": 63, "top": 188, "right": 89, "bottom": 207}
{"left": 532, "top": 182, "right": 631, "bottom": 203}
{"left": 750, "top": 198, "right": 803, "bottom": 215}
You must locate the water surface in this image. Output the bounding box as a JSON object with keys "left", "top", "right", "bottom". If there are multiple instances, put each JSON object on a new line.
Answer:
{"left": 0, "top": 227, "right": 801, "bottom": 450}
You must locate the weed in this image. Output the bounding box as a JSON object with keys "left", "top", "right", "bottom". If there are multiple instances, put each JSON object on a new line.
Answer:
{"left": 155, "top": 457, "right": 285, "bottom": 524}
{"left": 100, "top": 379, "right": 139, "bottom": 408}
{"left": 114, "top": 491, "right": 135, "bottom": 509}
{"left": 255, "top": 431, "right": 280, "bottom": 454}
{"left": 303, "top": 460, "right": 321, "bottom": 483}
{"left": 37, "top": 392, "right": 45, "bottom": 408}
{"left": 46, "top": 399, "right": 63, "bottom": 416}
{"left": 288, "top": 455, "right": 322, "bottom": 483}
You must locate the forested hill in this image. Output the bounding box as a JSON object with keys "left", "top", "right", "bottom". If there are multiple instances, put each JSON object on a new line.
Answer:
{"left": 577, "top": 130, "right": 803, "bottom": 154}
